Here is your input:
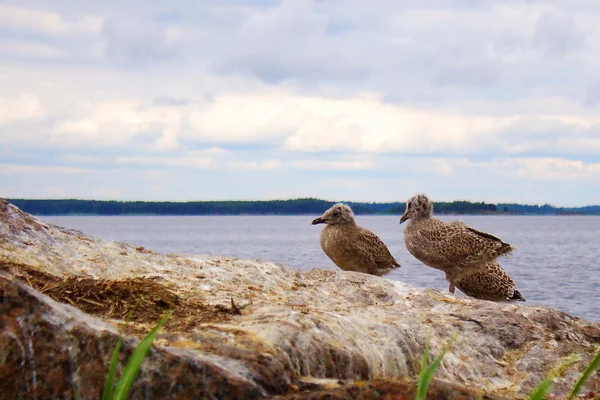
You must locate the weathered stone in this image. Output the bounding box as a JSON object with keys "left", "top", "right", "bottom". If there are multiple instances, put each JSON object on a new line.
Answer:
{"left": 0, "top": 273, "right": 266, "bottom": 399}
{"left": 1, "top": 198, "right": 599, "bottom": 399}
{"left": 278, "top": 378, "right": 504, "bottom": 400}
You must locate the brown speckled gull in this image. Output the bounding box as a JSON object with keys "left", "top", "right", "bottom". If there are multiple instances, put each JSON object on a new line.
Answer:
{"left": 312, "top": 203, "right": 401, "bottom": 276}
{"left": 399, "top": 194, "right": 524, "bottom": 301}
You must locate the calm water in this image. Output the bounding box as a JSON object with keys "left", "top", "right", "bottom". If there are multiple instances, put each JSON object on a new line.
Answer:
{"left": 43, "top": 215, "right": 600, "bottom": 322}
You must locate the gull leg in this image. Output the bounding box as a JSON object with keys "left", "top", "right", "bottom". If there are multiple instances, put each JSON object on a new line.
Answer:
{"left": 449, "top": 283, "right": 456, "bottom": 294}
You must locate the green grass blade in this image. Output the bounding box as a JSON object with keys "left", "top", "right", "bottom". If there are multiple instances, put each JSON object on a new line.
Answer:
{"left": 112, "top": 310, "right": 172, "bottom": 400}
{"left": 102, "top": 305, "right": 138, "bottom": 400}
{"left": 528, "top": 378, "right": 553, "bottom": 400}
{"left": 568, "top": 348, "right": 600, "bottom": 400}
{"left": 102, "top": 337, "right": 122, "bottom": 400}
{"left": 416, "top": 335, "right": 457, "bottom": 400}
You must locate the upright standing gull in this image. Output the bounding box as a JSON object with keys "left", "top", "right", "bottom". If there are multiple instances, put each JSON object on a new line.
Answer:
{"left": 399, "top": 194, "right": 524, "bottom": 301}
{"left": 312, "top": 203, "right": 401, "bottom": 276}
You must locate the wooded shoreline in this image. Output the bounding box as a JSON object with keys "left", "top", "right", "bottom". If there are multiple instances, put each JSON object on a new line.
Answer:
{"left": 6, "top": 198, "right": 600, "bottom": 216}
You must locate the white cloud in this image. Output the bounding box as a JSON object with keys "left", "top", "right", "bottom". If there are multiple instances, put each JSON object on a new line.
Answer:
{"left": 283, "top": 94, "right": 497, "bottom": 153}
{"left": 3, "top": 87, "right": 600, "bottom": 159}
{"left": 227, "top": 158, "right": 373, "bottom": 171}
{"left": 63, "top": 155, "right": 108, "bottom": 164}
{"left": 186, "top": 92, "right": 301, "bottom": 144}
{"left": 0, "top": 41, "right": 69, "bottom": 59}
{"left": 4, "top": 90, "right": 496, "bottom": 153}
{"left": 1, "top": 1, "right": 600, "bottom": 205}
{"left": 494, "top": 157, "right": 600, "bottom": 181}
{"left": 288, "top": 160, "right": 373, "bottom": 171}
{"left": 114, "top": 156, "right": 217, "bottom": 169}
{"left": 0, "top": 5, "right": 70, "bottom": 35}
{"left": 418, "top": 157, "right": 600, "bottom": 183}
{"left": 0, "top": 93, "right": 44, "bottom": 127}
{"left": 52, "top": 100, "right": 185, "bottom": 149}
{"left": 187, "top": 147, "right": 230, "bottom": 156}
{"left": 0, "top": 163, "right": 89, "bottom": 175}
{"left": 229, "top": 159, "right": 283, "bottom": 170}
{"left": 429, "top": 159, "right": 454, "bottom": 176}
{"left": 0, "top": 5, "right": 102, "bottom": 37}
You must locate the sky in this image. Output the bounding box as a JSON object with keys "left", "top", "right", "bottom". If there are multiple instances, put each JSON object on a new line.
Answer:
{"left": 1, "top": 1, "right": 600, "bottom": 206}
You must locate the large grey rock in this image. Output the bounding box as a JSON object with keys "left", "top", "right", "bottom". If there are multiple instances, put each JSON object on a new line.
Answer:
{"left": 1, "top": 198, "right": 599, "bottom": 399}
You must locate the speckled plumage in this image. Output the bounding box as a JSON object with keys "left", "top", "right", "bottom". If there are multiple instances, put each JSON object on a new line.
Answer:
{"left": 312, "top": 203, "right": 401, "bottom": 276}
{"left": 400, "top": 194, "right": 524, "bottom": 301}
{"left": 446, "top": 262, "right": 525, "bottom": 301}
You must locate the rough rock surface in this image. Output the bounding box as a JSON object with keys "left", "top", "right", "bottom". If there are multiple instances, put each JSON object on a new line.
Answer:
{"left": 1, "top": 198, "right": 599, "bottom": 399}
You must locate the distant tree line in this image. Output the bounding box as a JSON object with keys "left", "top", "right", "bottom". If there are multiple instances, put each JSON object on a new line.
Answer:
{"left": 5, "top": 198, "right": 600, "bottom": 216}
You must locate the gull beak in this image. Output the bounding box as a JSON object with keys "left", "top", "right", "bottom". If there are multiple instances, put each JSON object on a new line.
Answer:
{"left": 399, "top": 213, "right": 409, "bottom": 224}
{"left": 311, "top": 217, "right": 326, "bottom": 225}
